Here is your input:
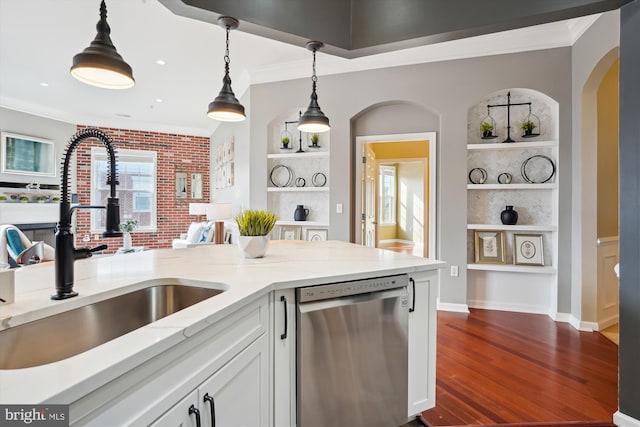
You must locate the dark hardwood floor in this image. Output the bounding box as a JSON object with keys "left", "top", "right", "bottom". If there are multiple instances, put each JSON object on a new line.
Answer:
{"left": 420, "top": 309, "right": 618, "bottom": 426}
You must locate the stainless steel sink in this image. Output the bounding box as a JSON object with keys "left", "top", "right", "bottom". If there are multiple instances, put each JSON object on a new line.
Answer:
{"left": 0, "top": 283, "right": 223, "bottom": 369}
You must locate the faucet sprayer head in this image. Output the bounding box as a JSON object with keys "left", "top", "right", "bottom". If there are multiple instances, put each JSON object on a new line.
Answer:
{"left": 103, "top": 197, "right": 122, "bottom": 237}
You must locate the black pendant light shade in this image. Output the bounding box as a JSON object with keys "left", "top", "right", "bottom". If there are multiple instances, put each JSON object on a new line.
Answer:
{"left": 298, "top": 41, "right": 330, "bottom": 133}
{"left": 208, "top": 16, "right": 246, "bottom": 122}
{"left": 71, "top": 0, "right": 134, "bottom": 89}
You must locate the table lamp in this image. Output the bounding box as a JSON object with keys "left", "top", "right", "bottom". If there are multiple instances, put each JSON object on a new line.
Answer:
{"left": 207, "top": 203, "right": 233, "bottom": 244}
{"left": 189, "top": 203, "right": 208, "bottom": 222}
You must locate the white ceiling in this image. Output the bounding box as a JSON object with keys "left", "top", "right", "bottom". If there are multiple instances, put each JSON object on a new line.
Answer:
{"left": 0, "top": 0, "right": 600, "bottom": 137}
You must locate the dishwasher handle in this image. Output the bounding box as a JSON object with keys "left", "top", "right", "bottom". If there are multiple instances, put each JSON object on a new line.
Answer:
{"left": 280, "top": 295, "right": 288, "bottom": 340}
{"left": 409, "top": 277, "right": 416, "bottom": 312}
{"left": 298, "top": 286, "right": 408, "bottom": 314}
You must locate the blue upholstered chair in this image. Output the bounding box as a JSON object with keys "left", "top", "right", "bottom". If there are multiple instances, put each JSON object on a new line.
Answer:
{"left": 0, "top": 224, "right": 55, "bottom": 268}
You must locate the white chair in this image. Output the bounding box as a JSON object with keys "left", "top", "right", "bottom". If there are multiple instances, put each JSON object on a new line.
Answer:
{"left": 0, "top": 224, "right": 55, "bottom": 267}
{"left": 172, "top": 221, "right": 237, "bottom": 248}
{"left": 172, "top": 221, "right": 216, "bottom": 248}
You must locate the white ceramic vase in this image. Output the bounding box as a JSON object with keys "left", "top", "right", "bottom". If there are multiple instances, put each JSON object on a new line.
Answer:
{"left": 123, "top": 232, "right": 132, "bottom": 251}
{"left": 237, "top": 235, "right": 269, "bottom": 258}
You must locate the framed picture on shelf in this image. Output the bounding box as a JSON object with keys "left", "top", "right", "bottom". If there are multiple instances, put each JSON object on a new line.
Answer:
{"left": 278, "top": 225, "right": 302, "bottom": 240}
{"left": 474, "top": 230, "right": 506, "bottom": 264}
{"left": 513, "top": 234, "right": 544, "bottom": 266}
{"left": 306, "top": 228, "right": 328, "bottom": 242}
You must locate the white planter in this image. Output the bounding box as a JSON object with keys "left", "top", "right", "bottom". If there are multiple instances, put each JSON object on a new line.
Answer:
{"left": 237, "top": 235, "right": 269, "bottom": 258}
{"left": 123, "top": 232, "right": 132, "bottom": 251}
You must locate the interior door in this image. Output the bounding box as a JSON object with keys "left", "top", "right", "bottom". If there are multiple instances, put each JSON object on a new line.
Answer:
{"left": 362, "top": 143, "right": 377, "bottom": 247}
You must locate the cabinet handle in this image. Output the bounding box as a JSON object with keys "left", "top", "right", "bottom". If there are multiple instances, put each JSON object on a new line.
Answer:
{"left": 203, "top": 393, "right": 216, "bottom": 427}
{"left": 189, "top": 404, "right": 202, "bottom": 427}
{"left": 409, "top": 277, "right": 416, "bottom": 313}
{"left": 280, "top": 295, "right": 288, "bottom": 340}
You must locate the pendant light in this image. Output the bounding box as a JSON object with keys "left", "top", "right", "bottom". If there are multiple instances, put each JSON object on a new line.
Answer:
{"left": 207, "top": 16, "right": 246, "bottom": 122}
{"left": 298, "top": 41, "right": 330, "bottom": 133}
{"left": 70, "top": 0, "right": 134, "bottom": 89}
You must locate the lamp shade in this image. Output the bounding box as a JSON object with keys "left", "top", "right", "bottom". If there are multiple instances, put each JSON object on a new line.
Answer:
{"left": 70, "top": 0, "right": 134, "bottom": 89}
{"left": 298, "top": 99, "right": 331, "bottom": 133}
{"left": 189, "top": 203, "right": 208, "bottom": 216}
{"left": 207, "top": 78, "right": 246, "bottom": 122}
{"left": 206, "top": 203, "right": 233, "bottom": 220}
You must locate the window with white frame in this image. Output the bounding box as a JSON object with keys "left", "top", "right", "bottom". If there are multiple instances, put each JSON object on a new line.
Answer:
{"left": 91, "top": 148, "right": 157, "bottom": 232}
{"left": 379, "top": 165, "right": 396, "bottom": 225}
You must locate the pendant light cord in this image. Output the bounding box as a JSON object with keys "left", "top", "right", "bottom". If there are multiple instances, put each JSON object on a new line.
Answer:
{"left": 311, "top": 48, "right": 318, "bottom": 93}
{"left": 224, "top": 25, "right": 231, "bottom": 76}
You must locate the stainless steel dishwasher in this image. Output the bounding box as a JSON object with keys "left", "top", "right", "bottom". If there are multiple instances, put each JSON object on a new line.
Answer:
{"left": 296, "top": 274, "right": 409, "bottom": 427}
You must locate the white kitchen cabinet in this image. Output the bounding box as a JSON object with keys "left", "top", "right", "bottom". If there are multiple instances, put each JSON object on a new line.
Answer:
{"left": 72, "top": 295, "right": 269, "bottom": 426}
{"left": 271, "top": 289, "right": 296, "bottom": 427}
{"left": 407, "top": 270, "right": 438, "bottom": 415}
{"left": 152, "top": 334, "right": 269, "bottom": 427}
{"left": 150, "top": 390, "right": 199, "bottom": 427}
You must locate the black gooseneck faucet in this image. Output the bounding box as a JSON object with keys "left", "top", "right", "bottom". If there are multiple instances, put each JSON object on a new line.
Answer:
{"left": 52, "top": 128, "right": 122, "bottom": 300}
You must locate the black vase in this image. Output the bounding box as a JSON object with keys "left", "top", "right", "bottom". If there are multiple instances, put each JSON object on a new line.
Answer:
{"left": 500, "top": 206, "right": 518, "bottom": 225}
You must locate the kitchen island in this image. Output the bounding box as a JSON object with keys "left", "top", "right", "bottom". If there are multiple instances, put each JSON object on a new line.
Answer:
{"left": 0, "top": 240, "right": 445, "bottom": 426}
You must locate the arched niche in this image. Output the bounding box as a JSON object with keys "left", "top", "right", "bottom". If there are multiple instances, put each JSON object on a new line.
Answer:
{"left": 465, "top": 88, "right": 561, "bottom": 317}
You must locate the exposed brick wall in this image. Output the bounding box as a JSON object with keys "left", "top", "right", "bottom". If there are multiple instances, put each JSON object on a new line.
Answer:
{"left": 74, "top": 125, "right": 210, "bottom": 254}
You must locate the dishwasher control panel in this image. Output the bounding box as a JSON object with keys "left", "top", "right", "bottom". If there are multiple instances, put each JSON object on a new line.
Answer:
{"left": 297, "top": 274, "right": 408, "bottom": 303}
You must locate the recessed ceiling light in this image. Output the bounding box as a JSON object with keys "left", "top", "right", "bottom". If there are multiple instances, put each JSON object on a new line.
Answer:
{"left": 115, "top": 113, "right": 131, "bottom": 118}
{"left": 155, "top": 59, "right": 166, "bottom": 65}
{"left": 40, "top": 82, "right": 49, "bottom": 87}
{"left": 155, "top": 98, "right": 163, "bottom": 103}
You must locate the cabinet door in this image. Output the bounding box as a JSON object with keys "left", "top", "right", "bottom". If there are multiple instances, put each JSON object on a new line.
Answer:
{"left": 199, "top": 334, "right": 269, "bottom": 427}
{"left": 273, "top": 289, "right": 296, "bottom": 427}
{"left": 151, "top": 390, "right": 200, "bottom": 427}
{"left": 407, "top": 270, "right": 438, "bottom": 416}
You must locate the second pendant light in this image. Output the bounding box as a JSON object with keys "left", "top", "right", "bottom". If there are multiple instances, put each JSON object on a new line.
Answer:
{"left": 208, "top": 16, "right": 246, "bottom": 122}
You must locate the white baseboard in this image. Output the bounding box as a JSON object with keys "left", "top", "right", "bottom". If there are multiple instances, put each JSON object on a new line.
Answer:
{"left": 553, "top": 312, "right": 571, "bottom": 323}
{"left": 437, "top": 299, "right": 469, "bottom": 313}
{"left": 568, "top": 315, "right": 598, "bottom": 331}
{"left": 598, "top": 314, "right": 619, "bottom": 330}
{"left": 379, "top": 239, "right": 416, "bottom": 245}
{"left": 467, "top": 299, "right": 548, "bottom": 315}
{"left": 615, "top": 411, "right": 640, "bottom": 427}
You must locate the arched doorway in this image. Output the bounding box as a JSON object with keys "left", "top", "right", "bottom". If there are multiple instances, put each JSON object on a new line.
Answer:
{"left": 575, "top": 47, "right": 620, "bottom": 331}
{"left": 350, "top": 101, "right": 439, "bottom": 259}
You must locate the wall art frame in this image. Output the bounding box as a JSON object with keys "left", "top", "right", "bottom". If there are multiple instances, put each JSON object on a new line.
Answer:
{"left": 474, "top": 230, "right": 506, "bottom": 264}
{"left": 191, "top": 173, "right": 203, "bottom": 199}
{"left": 175, "top": 172, "right": 187, "bottom": 199}
{"left": 513, "top": 233, "right": 544, "bottom": 266}
{"left": 306, "top": 228, "right": 328, "bottom": 242}
{"left": 1, "top": 132, "right": 56, "bottom": 177}
{"left": 278, "top": 225, "right": 302, "bottom": 240}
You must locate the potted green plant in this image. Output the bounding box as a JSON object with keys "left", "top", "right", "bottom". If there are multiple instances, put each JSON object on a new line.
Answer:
{"left": 481, "top": 121, "right": 494, "bottom": 138}
{"left": 281, "top": 135, "right": 290, "bottom": 149}
{"left": 119, "top": 219, "right": 139, "bottom": 251}
{"left": 234, "top": 209, "right": 278, "bottom": 258}
{"left": 521, "top": 120, "right": 537, "bottom": 136}
{"left": 19, "top": 196, "right": 30, "bottom": 203}
{"left": 37, "top": 196, "right": 47, "bottom": 203}
{"left": 52, "top": 197, "right": 60, "bottom": 202}
{"left": 0, "top": 195, "right": 6, "bottom": 203}
{"left": 310, "top": 133, "right": 320, "bottom": 147}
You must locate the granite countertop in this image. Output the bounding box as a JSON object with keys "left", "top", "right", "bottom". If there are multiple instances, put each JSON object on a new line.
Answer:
{"left": 0, "top": 240, "right": 445, "bottom": 404}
